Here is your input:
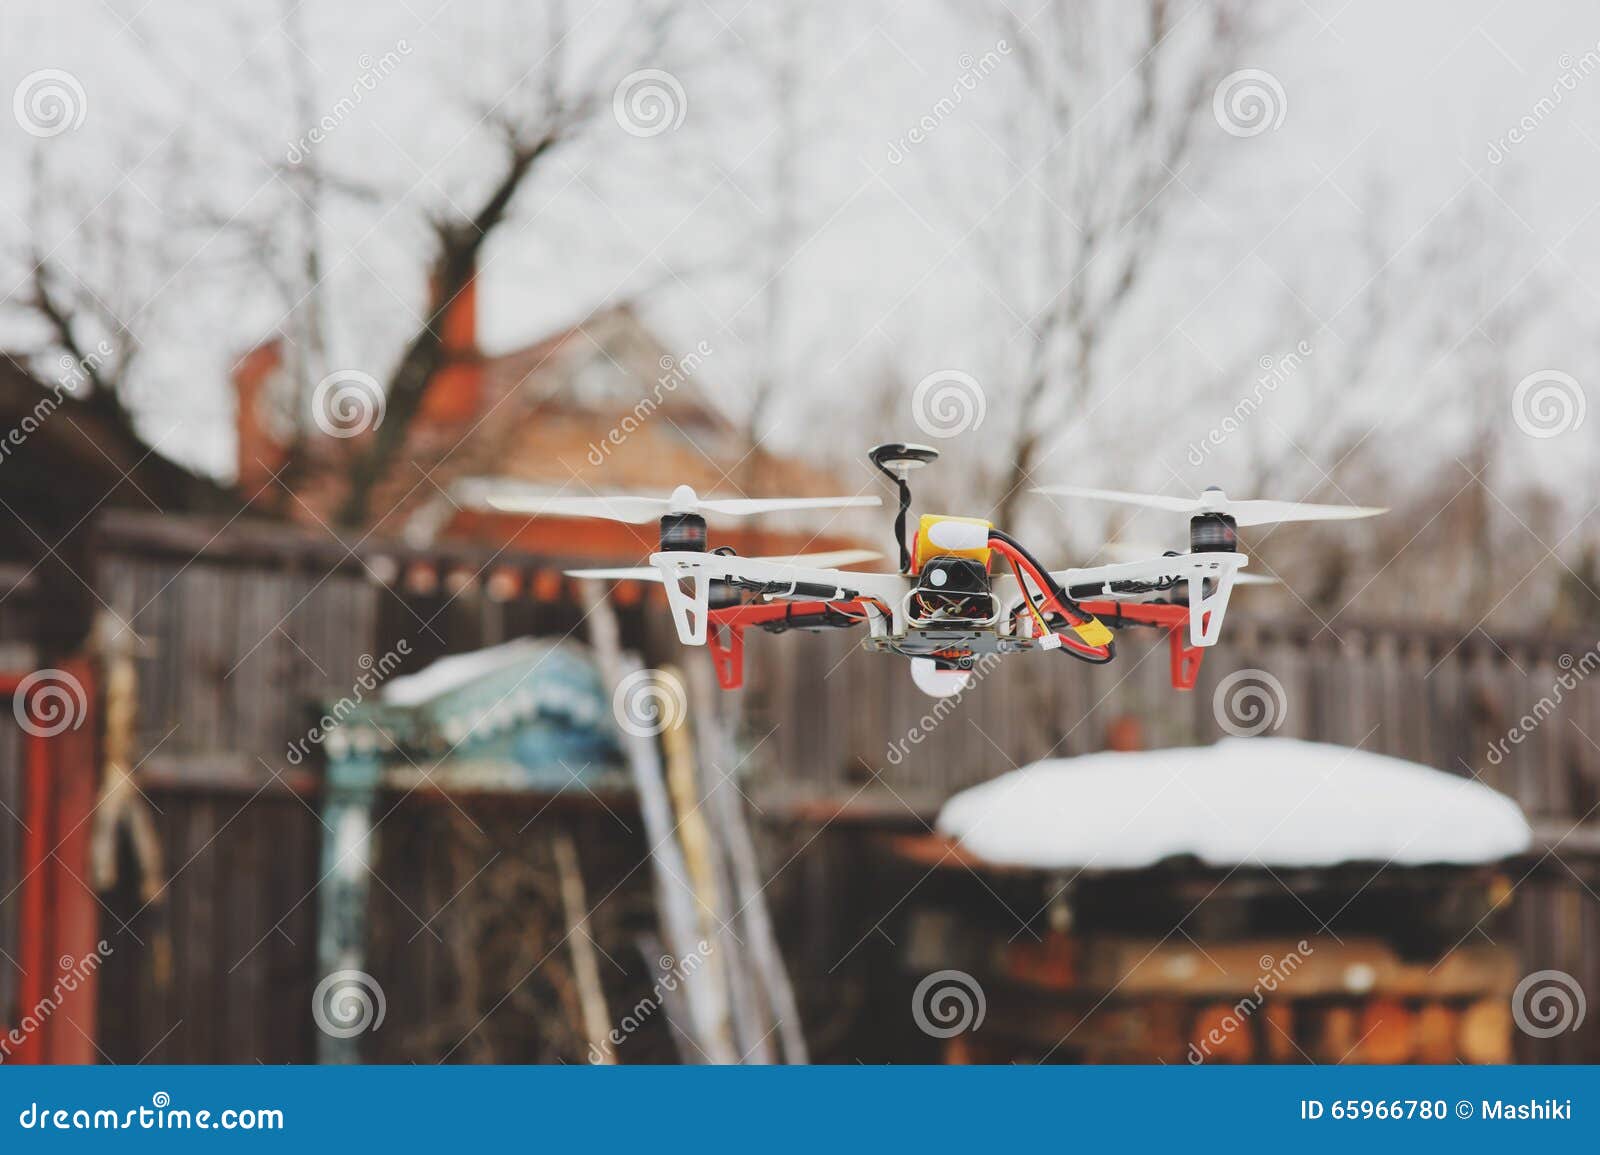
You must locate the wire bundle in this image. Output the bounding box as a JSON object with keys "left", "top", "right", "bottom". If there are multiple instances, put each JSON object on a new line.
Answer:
{"left": 987, "top": 529, "right": 1115, "bottom": 664}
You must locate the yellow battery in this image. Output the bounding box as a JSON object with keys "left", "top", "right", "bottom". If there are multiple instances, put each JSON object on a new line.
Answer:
{"left": 915, "top": 514, "right": 993, "bottom": 570}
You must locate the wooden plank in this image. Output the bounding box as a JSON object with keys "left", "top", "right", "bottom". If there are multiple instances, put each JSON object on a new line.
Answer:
{"left": 1078, "top": 936, "right": 1517, "bottom": 999}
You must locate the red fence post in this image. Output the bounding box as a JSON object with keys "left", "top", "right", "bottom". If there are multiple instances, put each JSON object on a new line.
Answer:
{"left": 5, "top": 658, "right": 100, "bottom": 1065}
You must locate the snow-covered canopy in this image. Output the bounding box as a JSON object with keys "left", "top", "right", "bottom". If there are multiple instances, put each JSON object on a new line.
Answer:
{"left": 380, "top": 638, "right": 552, "bottom": 708}
{"left": 936, "top": 738, "right": 1532, "bottom": 871}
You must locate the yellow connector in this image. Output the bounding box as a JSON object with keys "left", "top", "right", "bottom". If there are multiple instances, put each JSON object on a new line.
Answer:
{"left": 1071, "top": 617, "right": 1114, "bottom": 648}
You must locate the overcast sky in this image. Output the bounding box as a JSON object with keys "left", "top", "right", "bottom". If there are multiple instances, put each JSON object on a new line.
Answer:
{"left": 2, "top": 0, "right": 1597, "bottom": 512}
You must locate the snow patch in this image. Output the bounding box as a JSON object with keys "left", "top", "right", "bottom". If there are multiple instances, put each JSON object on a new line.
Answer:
{"left": 380, "top": 638, "right": 551, "bottom": 708}
{"left": 936, "top": 738, "right": 1532, "bottom": 870}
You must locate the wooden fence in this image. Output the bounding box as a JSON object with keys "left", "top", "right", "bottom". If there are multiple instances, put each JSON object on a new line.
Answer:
{"left": 749, "top": 619, "right": 1600, "bottom": 1062}
{"left": 63, "top": 512, "right": 1600, "bottom": 1061}
{"left": 749, "top": 617, "right": 1600, "bottom": 831}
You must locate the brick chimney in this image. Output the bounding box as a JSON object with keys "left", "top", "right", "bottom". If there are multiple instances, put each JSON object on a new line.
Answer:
{"left": 419, "top": 270, "right": 482, "bottom": 423}
{"left": 233, "top": 338, "right": 289, "bottom": 493}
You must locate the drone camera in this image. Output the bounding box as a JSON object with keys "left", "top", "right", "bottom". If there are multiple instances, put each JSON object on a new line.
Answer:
{"left": 918, "top": 555, "right": 988, "bottom": 596}
{"left": 1189, "top": 513, "right": 1238, "bottom": 553}
{"left": 908, "top": 555, "right": 995, "bottom": 626}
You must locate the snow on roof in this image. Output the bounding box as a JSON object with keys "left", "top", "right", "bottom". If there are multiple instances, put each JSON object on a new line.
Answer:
{"left": 380, "top": 638, "right": 553, "bottom": 708}
{"left": 936, "top": 738, "right": 1532, "bottom": 871}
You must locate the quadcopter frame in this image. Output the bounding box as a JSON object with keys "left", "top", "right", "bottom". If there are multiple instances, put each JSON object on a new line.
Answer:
{"left": 660, "top": 548, "right": 1244, "bottom": 690}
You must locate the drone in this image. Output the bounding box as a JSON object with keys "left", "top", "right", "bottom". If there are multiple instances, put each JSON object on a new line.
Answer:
{"left": 487, "top": 445, "right": 1384, "bottom": 698}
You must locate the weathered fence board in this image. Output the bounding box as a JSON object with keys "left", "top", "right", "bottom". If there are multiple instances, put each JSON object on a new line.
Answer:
{"left": 75, "top": 512, "right": 1600, "bottom": 1062}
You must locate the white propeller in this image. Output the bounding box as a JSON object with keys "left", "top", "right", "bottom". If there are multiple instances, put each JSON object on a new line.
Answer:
{"left": 1033, "top": 484, "right": 1385, "bottom": 527}
{"left": 1100, "top": 542, "right": 1278, "bottom": 585}
{"left": 567, "top": 549, "right": 885, "bottom": 582}
{"left": 487, "top": 483, "right": 881, "bottom": 524}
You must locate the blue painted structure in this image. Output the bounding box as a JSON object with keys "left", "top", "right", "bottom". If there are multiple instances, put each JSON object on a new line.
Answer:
{"left": 315, "top": 639, "right": 627, "bottom": 1061}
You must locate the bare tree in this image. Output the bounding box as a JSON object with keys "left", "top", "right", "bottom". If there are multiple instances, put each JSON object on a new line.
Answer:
{"left": 9, "top": 2, "right": 680, "bottom": 524}
{"left": 947, "top": 0, "right": 1254, "bottom": 527}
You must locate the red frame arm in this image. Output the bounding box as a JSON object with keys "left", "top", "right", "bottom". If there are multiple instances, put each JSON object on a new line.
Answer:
{"left": 703, "top": 597, "right": 1204, "bottom": 690}
{"left": 705, "top": 600, "right": 872, "bottom": 689}
{"left": 1079, "top": 600, "right": 1204, "bottom": 690}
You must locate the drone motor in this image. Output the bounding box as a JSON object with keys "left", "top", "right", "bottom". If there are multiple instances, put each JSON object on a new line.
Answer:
{"left": 1189, "top": 512, "right": 1238, "bottom": 553}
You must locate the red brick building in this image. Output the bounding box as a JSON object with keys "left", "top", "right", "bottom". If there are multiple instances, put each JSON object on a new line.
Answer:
{"left": 232, "top": 290, "right": 872, "bottom": 565}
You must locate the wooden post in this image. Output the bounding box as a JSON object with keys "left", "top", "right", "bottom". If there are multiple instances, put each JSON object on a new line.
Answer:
{"left": 552, "top": 832, "right": 614, "bottom": 1063}
{"left": 660, "top": 669, "right": 769, "bottom": 1060}
{"left": 686, "top": 651, "right": 809, "bottom": 1064}
{"left": 316, "top": 726, "right": 384, "bottom": 1064}
{"left": 578, "top": 584, "right": 738, "bottom": 1063}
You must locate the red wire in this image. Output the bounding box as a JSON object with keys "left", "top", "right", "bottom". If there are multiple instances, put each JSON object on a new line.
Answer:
{"left": 988, "top": 537, "right": 1112, "bottom": 661}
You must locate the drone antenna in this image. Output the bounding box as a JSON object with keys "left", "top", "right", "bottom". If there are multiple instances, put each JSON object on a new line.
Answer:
{"left": 869, "top": 443, "right": 940, "bottom": 572}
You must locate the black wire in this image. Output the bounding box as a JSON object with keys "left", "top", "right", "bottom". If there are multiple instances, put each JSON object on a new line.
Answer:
{"left": 987, "top": 528, "right": 1084, "bottom": 618}
{"left": 990, "top": 528, "right": 1117, "bottom": 665}
{"left": 872, "top": 460, "right": 914, "bottom": 573}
